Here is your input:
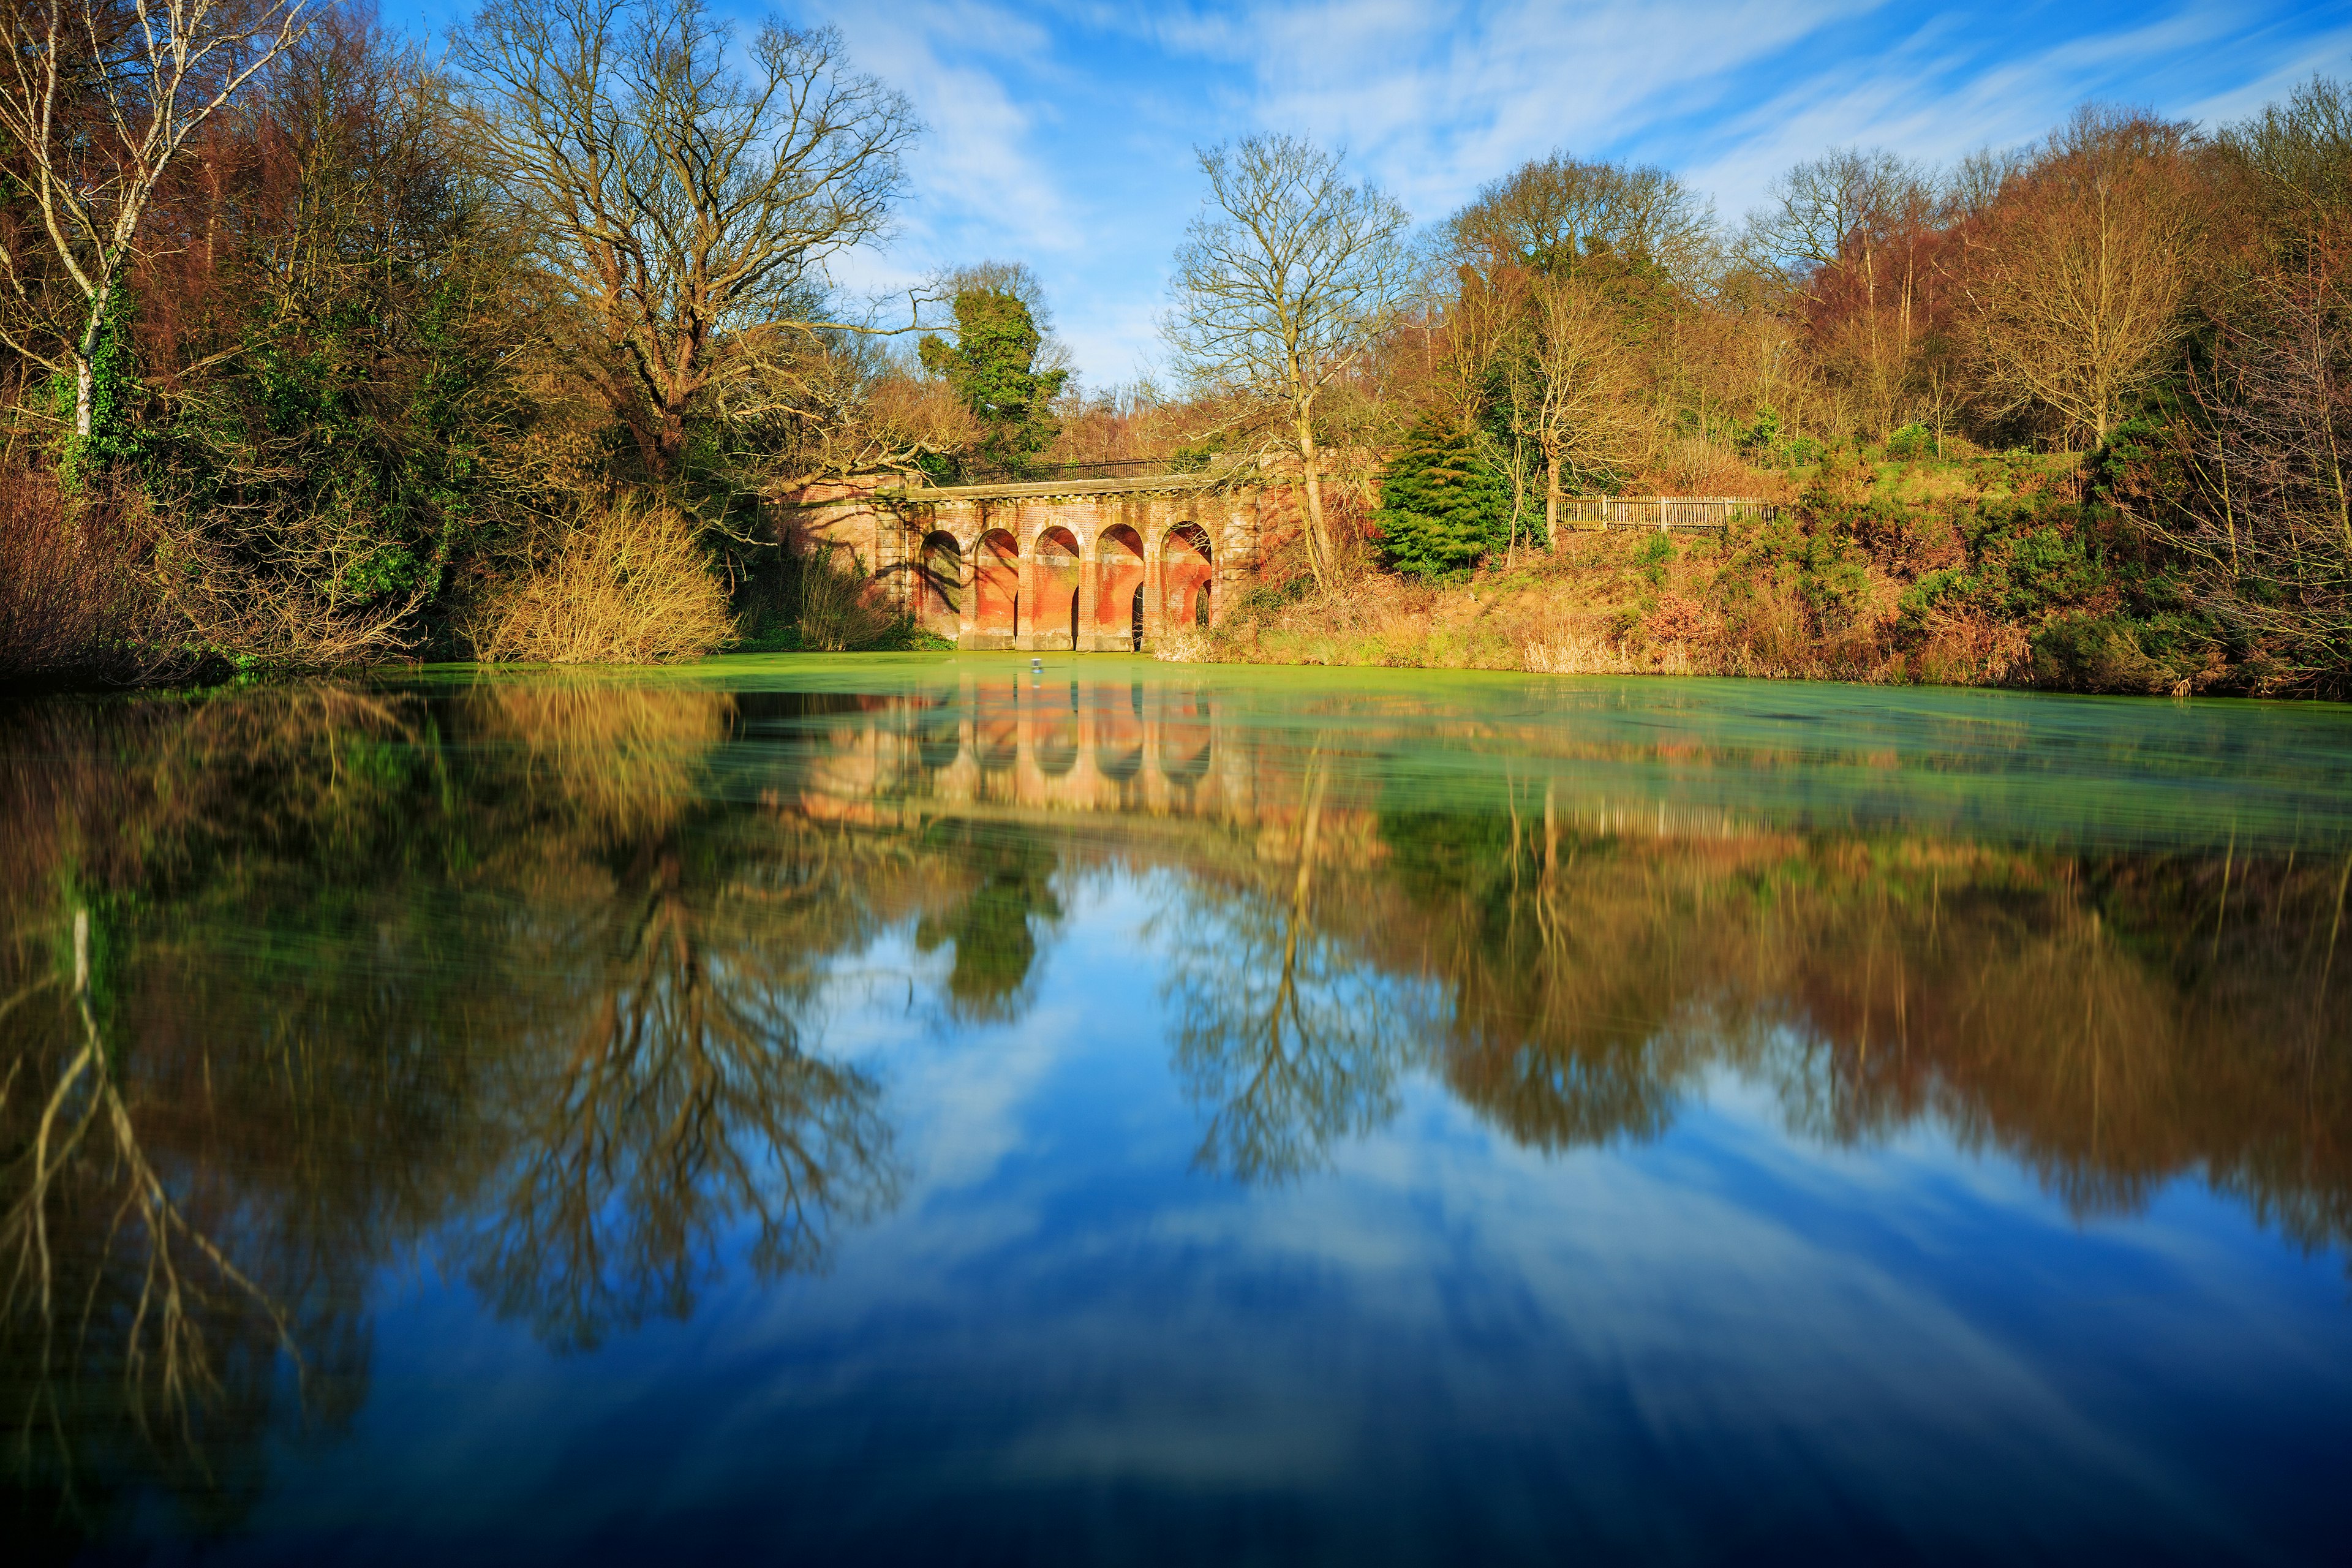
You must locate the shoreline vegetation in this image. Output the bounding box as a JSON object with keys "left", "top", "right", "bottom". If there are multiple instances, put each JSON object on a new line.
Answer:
{"left": 1166, "top": 446, "right": 2235, "bottom": 693}
{"left": 2, "top": 1, "right": 2348, "bottom": 699}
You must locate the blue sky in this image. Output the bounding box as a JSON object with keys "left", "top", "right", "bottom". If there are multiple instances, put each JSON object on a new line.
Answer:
{"left": 381, "top": 0, "right": 2352, "bottom": 386}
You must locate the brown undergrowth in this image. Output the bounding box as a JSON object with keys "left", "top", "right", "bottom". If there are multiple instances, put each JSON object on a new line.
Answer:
{"left": 1174, "top": 451, "right": 2200, "bottom": 692}
{"left": 1192, "top": 536, "right": 2050, "bottom": 684}
{"left": 2, "top": 465, "right": 426, "bottom": 682}
{"left": 0, "top": 471, "right": 178, "bottom": 684}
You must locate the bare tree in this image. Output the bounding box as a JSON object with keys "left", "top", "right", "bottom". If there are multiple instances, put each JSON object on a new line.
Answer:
{"left": 1406, "top": 257, "right": 1527, "bottom": 439}
{"left": 718, "top": 326, "right": 974, "bottom": 489}
{"left": 1944, "top": 145, "right": 2030, "bottom": 223}
{"left": 1746, "top": 147, "right": 1938, "bottom": 437}
{"left": 1509, "top": 276, "right": 1651, "bottom": 538}
{"left": 1958, "top": 107, "right": 2201, "bottom": 447}
{"left": 454, "top": 0, "right": 917, "bottom": 481}
{"left": 1164, "top": 134, "right": 1412, "bottom": 592}
{"left": 0, "top": 0, "right": 311, "bottom": 450}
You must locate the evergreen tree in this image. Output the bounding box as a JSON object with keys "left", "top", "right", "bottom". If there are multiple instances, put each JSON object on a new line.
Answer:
{"left": 1374, "top": 418, "right": 1513, "bottom": 575}
{"left": 919, "top": 287, "right": 1069, "bottom": 476}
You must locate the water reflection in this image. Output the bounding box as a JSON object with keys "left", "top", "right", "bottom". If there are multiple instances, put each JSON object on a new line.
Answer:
{"left": 913, "top": 823, "right": 1062, "bottom": 1021}
{"left": 1, "top": 670, "right": 2347, "bottom": 1550}
{"left": 1159, "top": 754, "right": 1416, "bottom": 1182}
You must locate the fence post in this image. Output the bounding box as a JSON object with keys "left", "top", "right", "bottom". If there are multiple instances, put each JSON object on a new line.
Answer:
{"left": 1657, "top": 494, "right": 1667, "bottom": 533}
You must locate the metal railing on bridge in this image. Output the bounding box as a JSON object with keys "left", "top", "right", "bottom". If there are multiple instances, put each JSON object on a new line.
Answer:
{"left": 1556, "top": 496, "right": 1778, "bottom": 532}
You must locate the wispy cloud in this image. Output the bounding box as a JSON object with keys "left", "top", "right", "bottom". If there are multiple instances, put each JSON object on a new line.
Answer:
{"left": 387, "top": 0, "right": 2352, "bottom": 382}
{"left": 807, "top": 0, "right": 1083, "bottom": 257}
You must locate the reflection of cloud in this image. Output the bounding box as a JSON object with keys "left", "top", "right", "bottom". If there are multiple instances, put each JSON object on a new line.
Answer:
{"left": 272, "top": 852, "right": 2350, "bottom": 1553}
{"left": 991, "top": 1410, "right": 1351, "bottom": 1487}
{"left": 1136, "top": 1082, "right": 2245, "bottom": 1540}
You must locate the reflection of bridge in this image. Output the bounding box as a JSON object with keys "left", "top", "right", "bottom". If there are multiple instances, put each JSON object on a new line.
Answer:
{"left": 799, "top": 677, "right": 1262, "bottom": 820}
{"left": 785, "top": 473, "right": 1270, "bottom": 652}
{"left": 787, "top": 677, "right": 1775, "bottom": 844}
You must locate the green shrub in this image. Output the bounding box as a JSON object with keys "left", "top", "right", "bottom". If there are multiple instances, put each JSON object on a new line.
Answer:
{"left": 1737, "top": 405, "right": 1782, "bottom": 456}
{"left": 1374, "top": 418, "right": 1512, "bottom": 576}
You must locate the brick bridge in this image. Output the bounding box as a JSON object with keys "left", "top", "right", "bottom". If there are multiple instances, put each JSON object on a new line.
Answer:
{"left": 787, "top": 471, "right": 1273, "bottom": 652}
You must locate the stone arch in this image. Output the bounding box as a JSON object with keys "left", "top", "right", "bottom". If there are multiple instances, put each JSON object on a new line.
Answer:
{"left": 916, "top": 701, "right": 960, "bottom": 771}
{"left": 1093, "top": 524, "right": 1147, "bottom": 650}
{"left": 974, "top": 529, "right": 1020, "bottom": 642}
{"left": 1031, "top": 700, "right": 1078, "bottom": 777}
{"left": 1158, "top": 691, "right": 1212, "bottom": 787}
{"left": 917, "top": 530, "right": 962, "bottom": 637}
{"left": 1033, "top": 526, "right": 1080, "bottom": 650}
{"left": 1161, "top": 522, "right": 1213, "bottom": 630}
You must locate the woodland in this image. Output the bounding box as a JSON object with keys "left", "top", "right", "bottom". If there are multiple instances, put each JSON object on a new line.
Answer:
{"left": 2, "top": 0, "right": 2350, "bottom": 694}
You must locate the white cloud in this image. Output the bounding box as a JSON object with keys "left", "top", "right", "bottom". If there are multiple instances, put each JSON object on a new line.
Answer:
{"left": 703, "top": 0, "right": 2352, "bottom": 382}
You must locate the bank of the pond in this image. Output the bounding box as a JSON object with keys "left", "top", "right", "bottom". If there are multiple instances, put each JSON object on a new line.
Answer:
{"left": 1172, "top": 490, "right": 2311, "bottom": 698}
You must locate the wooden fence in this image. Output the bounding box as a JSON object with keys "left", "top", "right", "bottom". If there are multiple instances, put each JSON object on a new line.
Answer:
{"left": 1555, "top": 496, "right": 1777, "bottom": 532}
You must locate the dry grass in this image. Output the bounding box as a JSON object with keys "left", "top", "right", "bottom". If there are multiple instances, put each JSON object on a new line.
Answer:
{"left": 466, "top": 497, "right": 735, "bottom": 664}
{"left": 1153, "top": 626, "right": 1216, "bottom": 663}
{"left": 791, "top": 540, "right": 901, "bottom": 651}
{"left": 1205, "top": 531, "right": 1923, "bottom": 682}
{"left": 1641, "top": 435, "right": 1784, "bottom": 497}
{"left": 1521, "top": 625, "right": 1696, "bottom": 675}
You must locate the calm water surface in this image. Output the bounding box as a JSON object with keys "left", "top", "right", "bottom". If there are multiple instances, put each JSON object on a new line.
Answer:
{"left": 4, "top": 657, "right": 2350, "bottom": 1564}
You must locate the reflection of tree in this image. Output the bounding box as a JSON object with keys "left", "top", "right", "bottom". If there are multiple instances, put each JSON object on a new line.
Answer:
{"left": 1160, "top": 760, "right": 1414, "bottom": 1182}
{"left": 459, "top": 676, "right": 739, "bottom": 841}
{"left": 1371, "top": 777, "right": 2352, "bottom": 1263}
{"left": 2, "top": 914, "right": 325, "bottom": 1542}
{"left": 460, "top": 817, "right": 898, "bottom": 1351}
{"left": 9, "top": 671, "right": 2352, "bottom": 1551}
{"left": 913, "top": 825, "right": 1061, "bottom": 1022}
{"left": 0, "top": 682, "right": 912, "bottom": 1540}
{"left": 1381, "top": 787, "right": 1696, "bottom": 1151}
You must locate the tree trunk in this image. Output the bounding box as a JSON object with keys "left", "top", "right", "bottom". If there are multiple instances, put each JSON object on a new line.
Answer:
{"left": 658, "top": 404, "right": 689, "bottom": 480}
{"left": 72, "top": 279, "right": 111, "bottom": 445}
{"left": 1297, "top": 416, "right": 1334, "bottom": 592}
{"left": 1545, "top": 449, "right": 1561, "bottom": 546}
{"left": 74, "top": 356, "right": 94, "bottom": 445}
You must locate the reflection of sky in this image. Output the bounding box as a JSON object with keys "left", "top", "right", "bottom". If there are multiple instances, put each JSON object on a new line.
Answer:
{"left": 240, "top": 872, "right": 2351, "bottom": 1566}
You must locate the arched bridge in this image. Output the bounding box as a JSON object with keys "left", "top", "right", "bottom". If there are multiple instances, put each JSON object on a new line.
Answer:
{"left": 784, "top": 472, "right": 1271, "bottom": 652}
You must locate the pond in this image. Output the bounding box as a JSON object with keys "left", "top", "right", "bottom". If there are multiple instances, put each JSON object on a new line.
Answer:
{"left": 4, "top": 656, "right": 2350, "bottom": 1564}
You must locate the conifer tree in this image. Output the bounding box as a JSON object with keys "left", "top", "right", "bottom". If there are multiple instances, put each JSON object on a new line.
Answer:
{"left": 1373, "top": 418, "right": 1512, "bottom": 575}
